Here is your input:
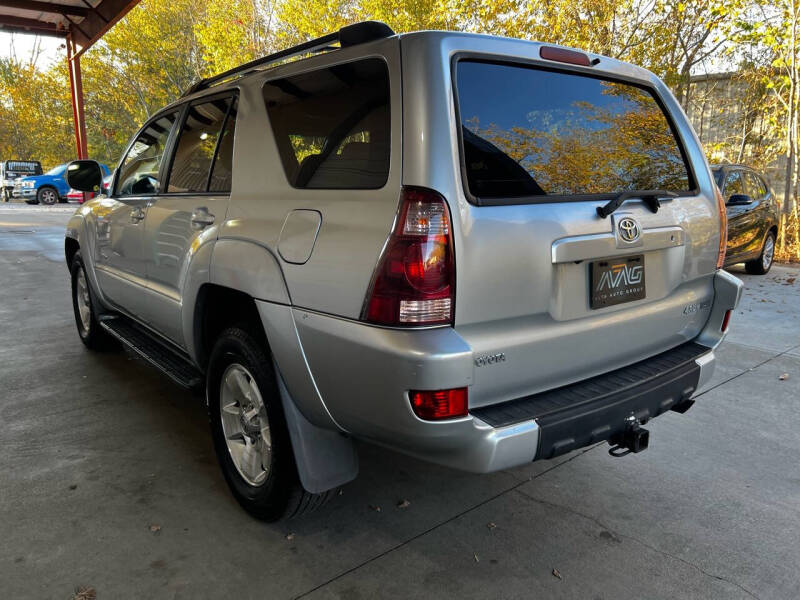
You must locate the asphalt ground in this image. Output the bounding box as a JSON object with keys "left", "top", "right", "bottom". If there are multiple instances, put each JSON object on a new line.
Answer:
{"left": 1, "top": 203, "right": 798, "bottom": 599}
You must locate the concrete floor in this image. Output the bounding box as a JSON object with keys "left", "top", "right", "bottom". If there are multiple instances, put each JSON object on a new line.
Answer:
{"left": 1, "top": 203, "right": 798, "bottom": 600}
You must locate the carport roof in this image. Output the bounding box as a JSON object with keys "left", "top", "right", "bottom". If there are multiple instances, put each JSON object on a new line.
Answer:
{"left": 0, "top": 0, "right": 140, "bottom": 56}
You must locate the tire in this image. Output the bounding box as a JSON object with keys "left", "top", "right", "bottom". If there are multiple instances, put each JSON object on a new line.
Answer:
{"left": 207, "top": 326, "right": 330, "bottom": 521}
{"left": 70, "top": 252, "right": 119, "bottom": 350}
{"left": 37, "top": 186, "right": 59, "bottom": 205}
{"left": 745, "top": 231, "right": 776, "bottom": 275}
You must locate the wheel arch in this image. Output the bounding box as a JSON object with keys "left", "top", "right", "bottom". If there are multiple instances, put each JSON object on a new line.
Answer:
{"left": 193, "top": 283, "right": 358, "bottom": 494}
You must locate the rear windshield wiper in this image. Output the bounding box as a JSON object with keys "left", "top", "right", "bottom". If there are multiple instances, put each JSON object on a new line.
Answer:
{"left": 596, "top": 190, "right": 678, "bottom": 218}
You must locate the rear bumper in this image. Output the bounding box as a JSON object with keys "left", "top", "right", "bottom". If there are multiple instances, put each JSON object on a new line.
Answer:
{"left": 290, "top": 270, "right": 742, "bottom": 473}
{"left": 473, "top": 342, "right": 709, "bottom": 460}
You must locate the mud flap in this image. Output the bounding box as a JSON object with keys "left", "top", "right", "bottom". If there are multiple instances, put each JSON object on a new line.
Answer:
{"left": 275, "top": 366, "right": 359, "bottom": 494}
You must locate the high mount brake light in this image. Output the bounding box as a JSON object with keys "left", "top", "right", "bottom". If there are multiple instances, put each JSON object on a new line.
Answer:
{"left": 715, "top": 185, "right": 728, "bottom": 269}
{"left": 539, "top": 46, "right": 595, "bottom": 67}
{"left": 363, "top": 187, "right": 455, "bottom": 326}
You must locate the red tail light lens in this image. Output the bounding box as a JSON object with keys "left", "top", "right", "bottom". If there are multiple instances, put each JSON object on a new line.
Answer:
{"left": 363, "top": 187, "right": 455, "bottom": 326}
{"left": 410, "top": 388, "right": 468, "bottom": 420}
{"left": 540, "top": 46, "right": 593, "bottom": 67}
{"left": 721, "top": 309, "right": 732, "bottom": 333}
{"left": 715, "top": 185, "right": 728, "bottom": 269}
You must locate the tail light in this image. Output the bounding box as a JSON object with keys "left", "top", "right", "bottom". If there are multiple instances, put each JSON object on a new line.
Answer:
{"left": 362, "top": 187, "right": 455, "bottom": 326}
{"left": 715, "top": 185, "right": 728, "bottom": 269}
{"left": 410, "top": 388, "right": 468, "bottom": 420}
{"left": 721, "top": 309, "right": 732, "bottom": 333}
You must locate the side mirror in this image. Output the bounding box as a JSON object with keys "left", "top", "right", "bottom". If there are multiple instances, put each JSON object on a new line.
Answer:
{"left": 66, "top": 160, "right": 104, "bottom": 193}
{"left": 727, "top": 193, "right": 753, "bottom": 206}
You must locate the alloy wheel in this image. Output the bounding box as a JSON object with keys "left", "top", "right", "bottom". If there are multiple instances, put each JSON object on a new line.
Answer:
{"left": 763, "top": 236, "right": 774, "bottom": 271}
{"left": 219, "top": 364, "right": 272, "bottom": 487}
{"left": 75, "top": 268, "right": 91, "bottom": 336}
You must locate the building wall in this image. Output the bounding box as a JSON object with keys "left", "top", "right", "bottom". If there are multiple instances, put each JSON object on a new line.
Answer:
{"left": 687, "top": 72, "right": 787, "bottom": 208}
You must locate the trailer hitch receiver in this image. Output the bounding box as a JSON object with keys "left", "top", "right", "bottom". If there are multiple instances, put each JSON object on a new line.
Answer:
{"left": 608, "top": 417, "right": 649, "bottom": 457}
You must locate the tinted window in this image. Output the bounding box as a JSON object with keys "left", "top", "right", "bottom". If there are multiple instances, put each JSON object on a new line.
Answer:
{"left": 456, "top": 61, "right": 692, "bottom": 200}
{"left": 744, "top": 172, "right": 766, "bottom": 199}
{"left": 45, "top": 164, "right": 66, "bottom": 176}
{"left": 167, "top": 96, "right": 236, "bottom": 193}
{"left": 117, "top": 112, "right": 178, "bottom": 196}
{"left": 209, "top": 98, "right": 237, "bottom": 192}
{"left": 724, "top": 170, "right": 746, "bottom": 198}
{"left": 263, "top": 58, "right": 390, "bottom": 189}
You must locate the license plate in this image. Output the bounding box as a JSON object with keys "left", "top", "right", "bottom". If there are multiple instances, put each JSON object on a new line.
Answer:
{"left": 590, "top": 254, "right": 645, "bottom": 309}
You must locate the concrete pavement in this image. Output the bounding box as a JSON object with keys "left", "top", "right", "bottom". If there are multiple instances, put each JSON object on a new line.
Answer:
{"left": 0, "top": 204, "right": 798, "bottom": 599}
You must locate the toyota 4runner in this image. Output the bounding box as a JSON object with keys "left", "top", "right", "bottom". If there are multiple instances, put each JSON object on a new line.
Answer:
{"left": 65, "top": 22, "right": 743, "bottom": 521}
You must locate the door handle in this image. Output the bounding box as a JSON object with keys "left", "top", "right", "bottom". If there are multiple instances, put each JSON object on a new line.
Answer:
{"left": 130, "top": 207, "right": 145, "bottom": 223}
{"left": 191, "top": 207, "right": 216, "bottom": 230}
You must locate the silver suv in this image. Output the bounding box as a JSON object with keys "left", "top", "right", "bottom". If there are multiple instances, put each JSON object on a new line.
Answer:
{"left": 65, "top": 22, "right": 743, "bottom": 521}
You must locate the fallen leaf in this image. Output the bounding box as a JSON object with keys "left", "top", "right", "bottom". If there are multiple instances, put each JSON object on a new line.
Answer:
{"left": 487, "top": 522, "right": 497, "bottom": 530}
{"left": 396, "top": 499, "right": 410, "bottom": 509}
{"left": 149, "top": 524, "right": 161, "bottom": 533}
{"left": 779, "top": 373, "right": 789, "bottom": 381}
{"left": 72, "top": 586, "right": 96, "bottom": 600}
{"left": 286, "top": 533, "right": 295, "bottom": 541}
{"left": 552, "top": 568, "right": 562, "bottom": 580}
{"left": 369, "top": 504, "right": 381, "bottom": 512}
{"left": 473, "top": 553, "right": 480, "bottom": 563}
{"left": 785, "top": 277, "right": 795, "bottom": 285}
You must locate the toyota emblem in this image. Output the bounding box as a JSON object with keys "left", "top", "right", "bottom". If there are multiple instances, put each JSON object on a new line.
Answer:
{"left": 618, "top": 217, "right": 640, "bottom": 243}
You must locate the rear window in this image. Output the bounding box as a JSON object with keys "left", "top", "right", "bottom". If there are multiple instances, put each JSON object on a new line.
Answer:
{"left": 4, "top": 161, "right": 42, "bottom": 175}
{"left": 263, "top": 58, "right": 390, "bottom": 189}
{"left": 455, "top": 60, "right": 693, "bottom": 202}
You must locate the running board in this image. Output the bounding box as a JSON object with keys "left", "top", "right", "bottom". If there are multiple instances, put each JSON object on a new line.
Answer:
{"left": 100, "top": 317, "right": 203, "bottom": 390}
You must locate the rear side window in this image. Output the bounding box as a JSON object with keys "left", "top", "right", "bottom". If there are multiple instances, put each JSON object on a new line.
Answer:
{"left": 167, "top": 95, "right": 237, "bottom": 193}
{"left": 263, "top": 58, "right": 390, "bottom": 189}
{"left": 455, "top": 60, "right": 693, "bottom": 202}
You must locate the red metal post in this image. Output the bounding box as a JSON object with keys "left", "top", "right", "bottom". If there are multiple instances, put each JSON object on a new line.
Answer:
{"left": 66, "top": 36, "right": 88, "bottom": 160}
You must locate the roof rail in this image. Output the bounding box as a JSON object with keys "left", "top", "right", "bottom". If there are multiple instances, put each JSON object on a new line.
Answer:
{"left": 182, "top": 21, "right": 395, "bottom": 97}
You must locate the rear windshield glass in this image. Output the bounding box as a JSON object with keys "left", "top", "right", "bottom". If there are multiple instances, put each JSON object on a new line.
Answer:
{"left": 263, "top": 58, "right": 390, "bottom": 189}
{"left": 455, "top": 60, "right": 693, "bottom": 201}
{"left": 4, "top": 161, "right": 42, "bottom": 175}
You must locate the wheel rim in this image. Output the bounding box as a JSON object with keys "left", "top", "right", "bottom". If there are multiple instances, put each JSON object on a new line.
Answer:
{"left": 75, "top": 268, "right": 91, "bottom": 336}
{"left": 219, "top": 364, "right": 271, "bottom": 487}
{"left": 41, "top": 189, "right": 56, "bottom": 204}
{"left": 763, "top": 236, "right": 774, "bottom": 270}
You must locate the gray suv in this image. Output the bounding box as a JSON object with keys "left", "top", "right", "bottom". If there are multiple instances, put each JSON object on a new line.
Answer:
{"left": 65, "top": 22, "right": 743, "bottom": 521}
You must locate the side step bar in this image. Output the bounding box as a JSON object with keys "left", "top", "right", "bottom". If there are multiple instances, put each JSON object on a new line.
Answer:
{"left": 100, "top": 317, "right": 203, "bottom": 390}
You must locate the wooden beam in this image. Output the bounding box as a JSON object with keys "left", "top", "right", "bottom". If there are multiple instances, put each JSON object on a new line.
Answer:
{"left": 0, "top": 0, "right": 89, "bottom": 17}
{"left": 69, "top": 0, "right": 141, "bottom": 55}
{"left": 0, "top": 22, "right": 66, "bottom": 36}
{"left": 0, "top": 14, "right": 67, "bottom": 34}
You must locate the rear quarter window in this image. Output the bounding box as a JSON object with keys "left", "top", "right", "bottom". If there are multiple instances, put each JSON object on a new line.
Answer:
{"left": 455, "top": 60, "right": 694, "bottom": 203}
{"left": 263, "top": 58, "right": 390, "bottom": 190}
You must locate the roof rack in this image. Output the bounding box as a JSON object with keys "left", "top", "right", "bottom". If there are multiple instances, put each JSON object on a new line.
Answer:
{"left": 182, "top": 21, "right": 395, "bottom": 97}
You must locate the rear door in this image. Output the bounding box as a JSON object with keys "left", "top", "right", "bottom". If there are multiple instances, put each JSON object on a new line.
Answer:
{"left": 442, "top": 56, "right": 719, "bottom": 406}
{"left": 95, "top": 111, "right": 179, "bottom": 319}
{"left": 742, "top": 171, "right": 770, "bottom": 255}
{"left": 141, "top": 93, "right": 237, "bottom": 344}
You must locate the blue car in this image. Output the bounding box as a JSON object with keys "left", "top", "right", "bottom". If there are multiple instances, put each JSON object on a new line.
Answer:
{"left": 15, "top": 162, "right": 110, "bottom": 205}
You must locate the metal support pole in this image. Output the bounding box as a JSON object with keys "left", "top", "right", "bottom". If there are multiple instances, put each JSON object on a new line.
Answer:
{"left": 66, "top": 35, "right": 88, "bottom": 160}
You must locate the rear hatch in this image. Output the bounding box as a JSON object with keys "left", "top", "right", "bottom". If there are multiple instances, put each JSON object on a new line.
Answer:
{"left": 447, "top": 56, "right": 719, "bottom": 408}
